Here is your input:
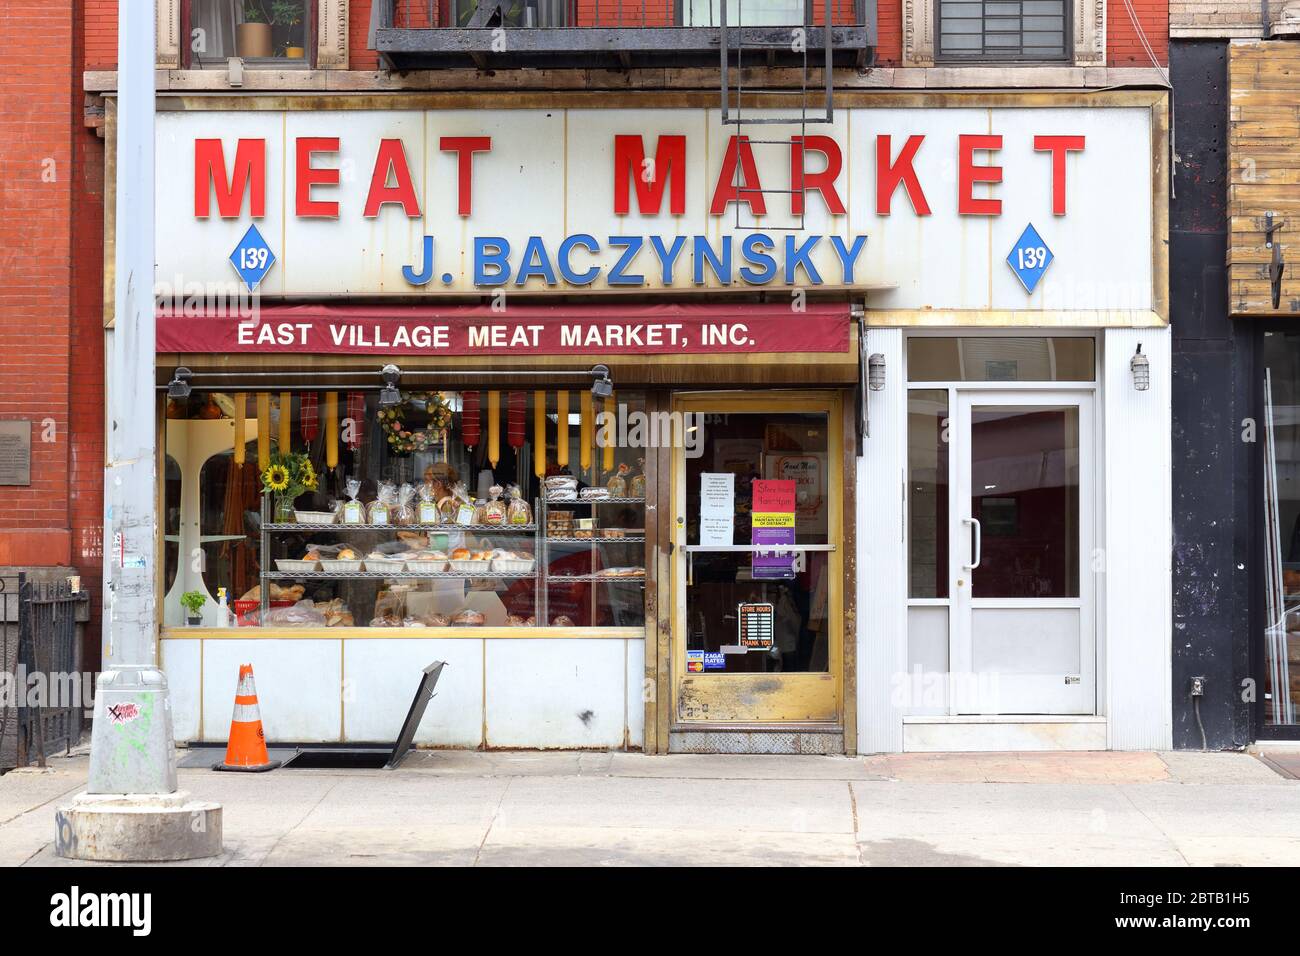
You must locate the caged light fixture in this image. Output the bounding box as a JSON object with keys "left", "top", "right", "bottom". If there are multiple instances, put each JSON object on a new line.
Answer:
{"left": 378, "top": 364, "right": 403, "bottom": 407}
{"left": 1130, "top": 344, "right": 1150, "bottom": 391}
{"left": 167, "top": 367, "right": 193, "bottom": 399}
{"left": 867, "top": 353, "right": 886, "bottom": 391}
{"left": 590, "top": 364, "right": 614, "bottom": 398}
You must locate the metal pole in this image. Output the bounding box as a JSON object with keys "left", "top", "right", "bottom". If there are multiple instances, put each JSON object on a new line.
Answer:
{"left": 86, "top": 0, "right": 177, "bottom": 796}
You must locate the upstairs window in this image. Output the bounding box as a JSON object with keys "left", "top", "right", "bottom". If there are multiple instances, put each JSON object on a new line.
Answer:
{"left": 189, "top": 0, "right": 312, "bottom": 66}
{"left": 936, "top": 0, "right": 1069, "bottom": 62}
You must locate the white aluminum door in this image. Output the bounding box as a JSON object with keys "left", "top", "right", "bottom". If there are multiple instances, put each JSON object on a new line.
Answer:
{"left": 950, "top": 391, "right": 1095, "bottom": 715}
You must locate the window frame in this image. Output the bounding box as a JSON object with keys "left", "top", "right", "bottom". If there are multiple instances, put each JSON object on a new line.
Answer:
{"left": 181, "top": 0, "right": 319, "bottom": 70}
{"left": 932, "top": 0, "right": 1073, "bottom": 65}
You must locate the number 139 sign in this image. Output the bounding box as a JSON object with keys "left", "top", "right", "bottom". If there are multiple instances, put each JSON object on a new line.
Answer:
{"left": 1007, "top": 223, "right": 1054, "bottom": 294}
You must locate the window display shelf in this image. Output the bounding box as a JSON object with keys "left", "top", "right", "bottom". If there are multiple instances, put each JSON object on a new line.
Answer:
{"left": 261, "top": 569, "right": 537, "bottom": 581}
{"left": 263, "top": 522, "right": 537, "bottom": 533}
{"left": 548, "top": 574, "right": 647, "bottom": 583}
{"left": 547, "top": 535, "right": 646, "bottom": 544}
{"left": 543, "top": 497, "right": 646, "bottom": 505}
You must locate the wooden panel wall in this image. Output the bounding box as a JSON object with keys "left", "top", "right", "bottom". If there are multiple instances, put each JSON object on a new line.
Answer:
{"left": 1228, "top": 40, "right": 1300, "bottom": 317}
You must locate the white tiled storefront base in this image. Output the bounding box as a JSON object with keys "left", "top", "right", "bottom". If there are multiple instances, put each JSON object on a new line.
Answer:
{"left": 485, "top": 639, "right": 630, "bottom": 749}
{"left": 201, "top": 639, "right": 343, "bottom": 743}
{"left": 160, "top": 639, "right": 201, "bottom": 742}
{"left": 343, "top": 639, "right": 483, "bottom": 747}
{"left": 160, "top": 637, "right": 646, "bottom": 750}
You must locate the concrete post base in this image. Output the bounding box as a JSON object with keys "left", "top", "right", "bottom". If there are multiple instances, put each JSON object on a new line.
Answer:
{"left": 54, "top": 791, "right": 222, "bottom": 862}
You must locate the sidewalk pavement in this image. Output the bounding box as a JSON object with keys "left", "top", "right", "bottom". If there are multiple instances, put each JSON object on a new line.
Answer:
{"left": 1, "top": 749, "right": 1296, "bottom": 867}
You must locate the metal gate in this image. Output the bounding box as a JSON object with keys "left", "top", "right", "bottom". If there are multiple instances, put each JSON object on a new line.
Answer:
{"left": 0, "top": 574, "right": 88, "bottom": 770}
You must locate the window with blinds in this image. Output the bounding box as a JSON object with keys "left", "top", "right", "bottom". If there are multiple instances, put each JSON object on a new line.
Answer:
{"left": 936, "top": 1, "right": 1069, "bottom": 61}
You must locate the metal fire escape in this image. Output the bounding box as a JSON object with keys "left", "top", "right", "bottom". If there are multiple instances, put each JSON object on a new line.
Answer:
{"left": 720, "top": 0, "right": 838, "bottom": 230}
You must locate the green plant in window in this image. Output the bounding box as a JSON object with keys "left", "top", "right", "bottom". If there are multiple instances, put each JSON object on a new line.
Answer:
{"left": 242, "top": 0, "right": 271, "bottom": 23}
{"left": 180, "top": 590, "right": 207, "bottom": 619}
{"left": 270, "top": 0, "right": 303, "bottom": 26}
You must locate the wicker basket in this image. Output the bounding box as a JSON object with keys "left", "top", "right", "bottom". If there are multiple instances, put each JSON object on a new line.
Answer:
{"left": 448, "top": 559, "right": 492, "bottom": 574}
{"left": 363, "top": 558, "right": 407, "bottom": 573}
{"left": 294, "top": 510, "right": 336, "bottom": 524}
{"left": 491, "top": 557, "right": 536, "bottom": 575}
{"left": 274, "top": 559, "right": 319, "bottom": 573}
{"left": 319, "top": 559, "right": 363, "bottom": 573}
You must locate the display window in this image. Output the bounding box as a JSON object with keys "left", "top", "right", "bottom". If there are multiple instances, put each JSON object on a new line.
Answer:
{"left": 1261, "top": 331, "right": 1300, "bottom": 729}
{"left": 161, "top": 387, "right": 647, "bottom": 631}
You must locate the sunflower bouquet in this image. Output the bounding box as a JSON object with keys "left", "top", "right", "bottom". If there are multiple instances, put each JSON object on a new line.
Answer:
{"left": 261, "top": 450, "right": 319, "bottom": 521}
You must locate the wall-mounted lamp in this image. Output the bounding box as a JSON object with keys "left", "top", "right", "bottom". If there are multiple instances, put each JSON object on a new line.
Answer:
{"left": 590, "top": 364, "right": 614, "bottom": 398}
{"left": 167, "top": 367, "right": 192, "bottom": 399}
{"left": 378, "top": 364, "right": 403, "bottom": 407}
{"left": 1131, "top": 344, "right": 1150, "bottom": 392}
{"left": 867, "top": 353, "right": 886, "bottom": 391}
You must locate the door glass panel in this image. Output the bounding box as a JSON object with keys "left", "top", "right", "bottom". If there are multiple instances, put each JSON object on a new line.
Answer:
{"left": 685, "top": 412, "right": 830, "bottom": 673}
{"left": 908, "top": 389, "right": 949, "bottom": 598}
{"left": 908, "top": 337, "right": 1095, "bottom": 382}
{"left": 970, "top": 405, "right": 1079, "bottom": 599}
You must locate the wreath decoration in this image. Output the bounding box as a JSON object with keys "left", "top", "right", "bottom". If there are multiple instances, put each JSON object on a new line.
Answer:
{"left": 378, "top": 390, "right": 455, "bottom": 455}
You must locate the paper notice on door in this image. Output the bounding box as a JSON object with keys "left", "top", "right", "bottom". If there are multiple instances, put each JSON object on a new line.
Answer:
{"left": 699, "top": 472, "right": 735, "bottom": 546}
{"left": 751, "top": 479, "right": 797, "bottom": 579}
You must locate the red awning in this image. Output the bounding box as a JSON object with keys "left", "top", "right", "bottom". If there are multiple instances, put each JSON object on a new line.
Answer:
{"left": 156, "top": 302, "right": 851, "bottom": 357}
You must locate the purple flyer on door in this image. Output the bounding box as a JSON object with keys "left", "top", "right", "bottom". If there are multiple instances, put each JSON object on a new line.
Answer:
{"left": 752, "top": 527, "right": 796, "bottom": 579}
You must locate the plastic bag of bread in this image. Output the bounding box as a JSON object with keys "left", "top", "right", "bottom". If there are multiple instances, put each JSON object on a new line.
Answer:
{"left": 369, "top": 481, "right": 396, "bottom": 525}
{"left": 394, "top": 483, "right": 417, "bottom": 526}
{"left": 369, "top": 589, "right": 405, "bottom": 627}
{"left": 416, "top": 481, "right": 441, "bottom": 525}
{"left": 506, "top": 484, "right": 532, "bottom": 526}
{"left": 451, "top": 608, "right": 485, "bottom": 626}
{"left": 260, "top": 600, "right": 327, "bottom": 627}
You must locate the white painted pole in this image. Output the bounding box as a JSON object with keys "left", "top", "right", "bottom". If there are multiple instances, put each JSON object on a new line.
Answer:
{"left": 55, "top": 1, "right": 219, "bottom": 861}
{"left": 84, "top": 0, "right": 175, "bottom": 797}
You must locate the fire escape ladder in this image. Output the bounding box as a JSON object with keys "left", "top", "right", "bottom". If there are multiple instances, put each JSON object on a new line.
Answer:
{"left": 720, "top": 0, "right": 836, "bottom": 231}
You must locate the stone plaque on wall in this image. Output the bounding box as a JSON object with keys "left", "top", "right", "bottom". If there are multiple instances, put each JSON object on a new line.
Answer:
{"left": 0, "top": 421, "right": 31, "bottom": 486}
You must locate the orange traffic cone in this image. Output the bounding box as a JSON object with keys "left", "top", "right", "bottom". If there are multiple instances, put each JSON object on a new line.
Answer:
{"left": 215, "top": 664, "right": 281, "bottom": 772}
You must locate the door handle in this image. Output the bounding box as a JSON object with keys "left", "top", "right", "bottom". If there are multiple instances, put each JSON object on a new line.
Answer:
{"left": 963, "top": 517, "right": 981, "bottom": 571}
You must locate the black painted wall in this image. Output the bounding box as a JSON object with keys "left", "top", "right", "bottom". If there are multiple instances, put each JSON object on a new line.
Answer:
{"left": 1170, "top": 40, "right": 1254, "bottom": 749}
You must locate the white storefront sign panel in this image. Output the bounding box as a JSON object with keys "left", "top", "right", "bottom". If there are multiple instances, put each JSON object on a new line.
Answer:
{"left": 155, "top": 106, "right": 1154, "bottom": 312}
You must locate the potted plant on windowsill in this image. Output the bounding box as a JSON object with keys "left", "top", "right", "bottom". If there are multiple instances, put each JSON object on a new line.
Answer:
{"left": 236, "top": 1, "right": 274, "bottom": 58}
{"left": 181, "top": 590, "right": 207, "bottom": 627}
{"left": 272, "top": 0, "right": 306, "bottom": 58}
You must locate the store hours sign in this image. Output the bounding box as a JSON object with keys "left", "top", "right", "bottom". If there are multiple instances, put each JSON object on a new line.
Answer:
{"left": 155, "top": 105, "right": 1156, "bottom": 311}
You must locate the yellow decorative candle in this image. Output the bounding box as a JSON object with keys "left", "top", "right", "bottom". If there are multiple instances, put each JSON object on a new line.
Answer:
{"left": 556, "top": 390, "right": 569, "bottom": 467}
{"left": 602, "top": 395, "right": 616, "bottom": 472}
{"left": 487, "top": 391, "right": 501, "bottom": 467}
{"left": 580, "top": 391, "right": 593, "bottom": 472}
{"left": 533, "top": 390, "right": 547, "bottom": 478}
{"left": 256, "top": 393, "right": 270, "bottom": 467}
{"left": 325, "top": 392, "right": 339, "bottom": 469}
{"left": 278, "top": 392, "right": 292, "bottom": 451}
{"left": 233, "top": 393, "right": 246, "bottom": 465}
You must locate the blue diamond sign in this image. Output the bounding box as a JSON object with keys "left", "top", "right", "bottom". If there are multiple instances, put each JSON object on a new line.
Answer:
{"left": 229, "top": 223, "right": 276, "bottom": 291}
{"left": 1007, "top": 223, "right": 1053, "bottom": 294}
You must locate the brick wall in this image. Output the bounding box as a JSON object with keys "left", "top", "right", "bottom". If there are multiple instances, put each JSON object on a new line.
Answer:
{"left": 85, "top": 0, "right": 117, "bottom": 70}
{"left": 0, "top": 0, "right": 103, "bottom": 664}
{"left": 1108, "top": 0, "right": 1169, "bottom": 66}
{"left": 70, "top": 9, "right": 106, "bottom": 671}
{"left": 876, "top": 0, "right": 902, "bottom": 64}
{"left": 0, "top": 0, "right": 76, "bottom": 563}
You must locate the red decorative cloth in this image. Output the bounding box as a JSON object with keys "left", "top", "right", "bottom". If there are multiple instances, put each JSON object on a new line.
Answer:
{"left": 346, "top": 391, "right": 366, "bottom": 450}
{"left": 462, "top": 391, "right": 480, "bottom": 447}
{"left": 300, "top": 392, "right": 319, "bottom": 441}
{"left": 507, "top": 391, "right": 526, "bottom": 449}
